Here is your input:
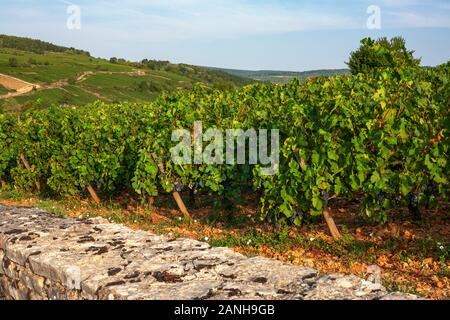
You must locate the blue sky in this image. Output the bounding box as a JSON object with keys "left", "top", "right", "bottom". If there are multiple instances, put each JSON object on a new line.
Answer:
{"left": 1, "top": 0, "right": 449, "bottom": 71}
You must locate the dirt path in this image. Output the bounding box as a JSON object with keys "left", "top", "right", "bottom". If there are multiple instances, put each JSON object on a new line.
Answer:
{"left": 145, "top": 71, "right": 171, "bottom": 81}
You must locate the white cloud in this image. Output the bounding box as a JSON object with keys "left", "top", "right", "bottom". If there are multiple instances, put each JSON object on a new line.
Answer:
{"left": 362, "top": 0, "right": 450, "bottom": 28}
{"left": 74, "top": 0, "right": 359, "bottom": 42}
{"left": 83, "top": 0, "right": 450, "bottom": 39}
{"left": 1, "top": 0, "right": 449, "bottom": 46}
{"left": 385, "top": 11, "right": 450, "bottom": 28}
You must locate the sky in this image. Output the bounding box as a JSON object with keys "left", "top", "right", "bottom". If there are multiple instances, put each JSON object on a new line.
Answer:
{"left": 0, "top": 0, "right": 449, "bottom": 71}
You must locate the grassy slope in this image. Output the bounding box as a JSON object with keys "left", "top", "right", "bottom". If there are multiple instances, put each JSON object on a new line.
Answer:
{"left": 0, "top": 48, "right": 145, "bottom": 109}
{"left": 0, "top": 47, "right": 251, "bottom": 111}
{"left": 0, "top": 48, "right": 131, "bottom": 83}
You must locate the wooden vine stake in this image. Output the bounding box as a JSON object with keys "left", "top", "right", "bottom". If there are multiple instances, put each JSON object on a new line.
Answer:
{"left": 172, "top": 192, "right": 190, "bottom": 219}
{"left": 0, "top": 179, "right": 6, "bottom": 189}
{"left": 293, "top": 151, "right": 341, "bottom": 240}
{"left": 151, "top": 153, "right": 191, "bottom": 220}
{"left": 19, "top": 153, "right": 41, "bottom": 191}
{"left": 147, "top": 196, "right": 155, "bottom": 209}
{"left": 323, "top": 207, "right": 341, "bottom": 241}
{"left": 87, "top": 184, "right": 101, "bottom": 204}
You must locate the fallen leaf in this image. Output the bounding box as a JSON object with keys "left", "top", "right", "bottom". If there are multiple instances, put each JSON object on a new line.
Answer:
{"left": 403, "top": 230, "right": 412, "bottom": 239}
{"left": 377, "top": 255, "right": 388, "bottom": 266}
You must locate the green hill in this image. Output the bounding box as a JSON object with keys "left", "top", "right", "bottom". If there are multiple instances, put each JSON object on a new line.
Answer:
{"left": 0, "top": 35, "right": 252, "bottom": 111}
{"left": 207, "top": 67, "right": 350, "bottom": 83}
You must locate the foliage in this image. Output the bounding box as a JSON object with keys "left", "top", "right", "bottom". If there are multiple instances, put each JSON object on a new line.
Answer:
{"left": 347, "top": 37, "right": 421, "bottom": 75}
{"left": 0, "top": 61, "right": 448, "bottom": 224}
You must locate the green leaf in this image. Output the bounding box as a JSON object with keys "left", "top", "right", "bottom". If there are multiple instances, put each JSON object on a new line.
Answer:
{"left": 327, "top": 150, "right": 338, "bottom": 161}
{"left": 370, "top": 172, "right": 380, "bottom": 184}
{"left": 312, "top": 196, "right": 323, "bottom": 211}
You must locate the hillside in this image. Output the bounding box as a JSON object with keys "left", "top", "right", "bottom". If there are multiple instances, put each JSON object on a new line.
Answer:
{"left": 208, "top": 67, "right": 350, "bottom": 83}
{"left": 0, "top": 35, "right": 252, "bottom": 111}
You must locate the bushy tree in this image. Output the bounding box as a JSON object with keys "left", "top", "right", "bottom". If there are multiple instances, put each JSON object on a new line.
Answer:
{"left": 8, "top": 57, "right": 18, "bottom": 67}
{"left": 347, "top": 37, "right": 421, "bottom": 75}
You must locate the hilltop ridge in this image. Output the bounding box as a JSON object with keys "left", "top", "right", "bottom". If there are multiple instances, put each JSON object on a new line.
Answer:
{"left": 0, "top": 35, "right": 252, "bottom": 111}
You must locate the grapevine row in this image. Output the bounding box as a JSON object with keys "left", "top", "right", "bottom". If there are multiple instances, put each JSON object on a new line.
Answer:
{"left": 0, "top": 62, "right": 448, "bottom": 225}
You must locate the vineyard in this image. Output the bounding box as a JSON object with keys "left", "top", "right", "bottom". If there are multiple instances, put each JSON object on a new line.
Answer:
{"left": 0, "top": 61, "right": 448, "bottom": 237}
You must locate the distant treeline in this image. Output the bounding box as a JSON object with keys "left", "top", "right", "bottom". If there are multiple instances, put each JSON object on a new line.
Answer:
{"left": 208, "top": 67, "right": 351, "bottom": 82}
{"left": 0, "top": 34, "right": 90, "bottom": 56}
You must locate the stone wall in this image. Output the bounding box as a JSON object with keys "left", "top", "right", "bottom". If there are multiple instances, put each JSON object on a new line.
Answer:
{"left": 0, "top": 205, "right": 419, "bottom": 300}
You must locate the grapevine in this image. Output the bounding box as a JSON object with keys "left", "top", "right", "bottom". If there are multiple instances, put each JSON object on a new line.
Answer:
{"left": 0, "top": 62, "right": 448, "bottom": 227}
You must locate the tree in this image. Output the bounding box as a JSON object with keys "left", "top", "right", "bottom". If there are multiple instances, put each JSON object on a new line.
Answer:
{"left": 109, "top": 57, "right": 118, "bottom": 64}
{"left": 8, "top": 58, "right": 18, "bottom": 67}
{"left": 347, "top": 37, "right": 421, "bottom": 75}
